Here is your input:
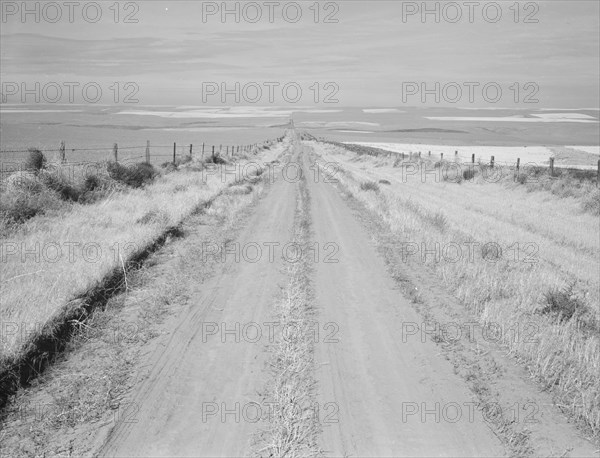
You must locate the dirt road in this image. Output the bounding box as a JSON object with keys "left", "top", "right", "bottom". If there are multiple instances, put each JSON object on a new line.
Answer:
{"left": 99, "top": 153, "right": 298, "bottom": 457}
{"left": 302, "top": 142, "right": 505, "bottom": 457}
{"left": 96, "top": 136, "right": 594, "bottom": 457}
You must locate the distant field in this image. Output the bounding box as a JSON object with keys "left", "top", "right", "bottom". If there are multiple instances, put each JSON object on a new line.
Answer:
{"left": 0, "top": 106, "right": 290, "bottom": 175}
{"left": 2, "top": 105, "right": 599, "bottom": 159}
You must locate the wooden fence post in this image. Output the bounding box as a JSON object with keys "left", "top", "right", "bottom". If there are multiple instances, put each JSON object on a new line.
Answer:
{"left": 597, "top": 159, "right": 600, "bottom": 187}
{"left": 549, "top": 157, "right": 554, "bottom": 176}
{"left": 455, "top": 150, "right": 458, "bottom": 161}
{"left": 173, "top": 142, "right": 176, "bottom": 164}
{"left": 471, "top": 153, "right": 475, "bottom": 164}
{"left": 212, "top": 145, "right": 216, "bottom": 162}
{"left": 59, "top": 141, "right": 66, "bottom": 163}
{"left": 202, "top": 143, "right": 205, "bottom": 160}
{"left": 145, "top": 140, "right": 150, "bottom": 164}
{"left": 428, "top": 150, "right": 431, "bottom": 157}
{"left": 418, "top": 151, "right": 421, "bottom": 158}
{"left": 113, "top": 143, "right": 118, "bottom": 163}
{"left": 490, "top": 156, "right": 495, "bottom": 168}
{"left": 516, "top": 158, "right": 520, "bottom": 180}
{"left": 190, "top": 144, "right": 193, "bottom": 157}
{"left": 440, "top": 153, "right": 444, "bottom": 161}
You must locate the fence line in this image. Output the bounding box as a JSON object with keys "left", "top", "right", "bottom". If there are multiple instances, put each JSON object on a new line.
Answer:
{"left": 381, "top": 149, "right": 600, "bottom": 177}
{"left": 327, "top": 141, "right": 600, "bottom": 186}
{"left": 0, "top": 136, "right": 285, "bottom": 174}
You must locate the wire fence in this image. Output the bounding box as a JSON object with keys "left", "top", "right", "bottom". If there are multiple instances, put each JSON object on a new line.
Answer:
{"left": 325, "top": 140, "right": 600, "bottom": 184}
{"left": 0, "top": 137, "right": 284, "bottom": 176}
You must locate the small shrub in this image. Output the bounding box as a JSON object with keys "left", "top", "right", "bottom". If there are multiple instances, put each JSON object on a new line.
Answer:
{"left": 38, "top": 171, "right": 81, "bottom": 201}
{"left": 0, "top": 194, "right": 40, "bottom": 223}
{"left": 78, "top": 174, "right": 125, "bottom": 204}
{"left": 0, "top": 189, "right": 62, "bottom": 226}
{"left": 107, "top": 162, "right": 157, "bottom": 188}
{"left": 130, "top": 162, "right": 158, "bottom": 185}
{"left": 83, "top": 175, "right": 101, "bottom": 192}
{"left": 24, "top": 148, "right": 46, "bottom": 173}
{"left": 360, "top": 181, "right": 380, "bottom": 192}
{"left": 539, "top": 282, "right": 588, "bottom": 322}
{"left": 107, "top": 161, "right": 130, "bottom": 183}
{"left": 430, "top": 212, "right": 447, "bottom": 232}
{"left": 205, "top": 154, "right": 227, "bottom": 165}
{"left": 515, "top": 173, "right": 528, "bottom": 185}
{"left": 378, "top": 179, "right": 391, "bottom": 185}
{"left": 463, "top": 168, "right": 476, "bottom": 181}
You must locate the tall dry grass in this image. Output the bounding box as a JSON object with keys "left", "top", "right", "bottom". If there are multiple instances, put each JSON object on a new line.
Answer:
{"left": 312, "top": 141, "right": 600, "bottom": 437}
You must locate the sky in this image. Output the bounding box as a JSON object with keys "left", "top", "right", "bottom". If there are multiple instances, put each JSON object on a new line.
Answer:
{"left": 1, "top": 1, "right": 599, "bottom": 108}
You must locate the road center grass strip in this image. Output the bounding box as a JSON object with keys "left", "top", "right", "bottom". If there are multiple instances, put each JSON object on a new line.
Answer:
{"left": 253, "top": 146, "right": 322, "bottom": 458}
